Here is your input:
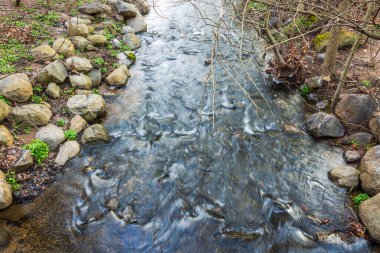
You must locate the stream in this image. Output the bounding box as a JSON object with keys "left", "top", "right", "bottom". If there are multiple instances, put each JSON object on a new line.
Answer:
{"left": 0, "top": 0, "right": 378, "bottom": 252}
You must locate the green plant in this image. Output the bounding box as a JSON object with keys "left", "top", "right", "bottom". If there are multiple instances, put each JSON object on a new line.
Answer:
{"left": 56, "top": 119, "right": 65, "bottom": 127}
{"left": 352, "top": 193, "right": 370, "bottom": 206}
{"left": 300, "top": 85, "right": 311, "bottom": 95}
{"left": 248, "top": 1, "right": 266, "bottom": 11}
{"left": 5, "top": 171, "right": 20, "bottom": 191}
{"left": 365, "top": 143, "right": 375, "bottom": 151}
{"left": 0, "top": 39, "right": 29, "bottom": 74}
{"left": 0, "top": 95, "right": 11, "bottom": 105}
{"left": 112, "top": 63, "right": 120, "bottom": 68}
{"left": 126, "top": 52, "right": 136, "bottom": 61}
{"left": 64, "top": 130, "right": 78, "bottom": 140}
{"left": 24, "top": 127, "right": 31, "bottom": 134}
{"left": 33, "top": 85, "right": 43, "bottom": 93}
{"left": 63, "top": 87, "right": 75, "bottom": 96}
{"left": 101, "top": 67, "right": 108, "bottom": 73}
{"left": 361, "top": 80, "right": 371, "bottom": 88}
{"left": 350, "top": 139, "right": 359, "bottom": 149}
{"left": 92, "top": 57, "right": 106, "bottom": 66}
{"left": 25, "top": 66, "right": 34, "bottom": 71}
{"left": 23, "top": 139, "right": 50, "bottom": 165}
{"left": 92, "top": 89, "right": 100, "bottom": 95}
{"left": 31, "top": 95, "right": 43, "bottom": 104}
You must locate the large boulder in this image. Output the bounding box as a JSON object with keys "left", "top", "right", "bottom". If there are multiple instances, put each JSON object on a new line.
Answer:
{"left": 35, "top": 123, "right": 65, "bottom": 150}
{"left": 81, "top": 124, "right": 110, "bottom": 144}
{"left": 0, "top": 100, "right": 11, "bottom": 122}
{"left": 306, "top": 112, "right": 345, "bottom": 138}
{"left": 65, "top": 57, "right": 93, "bottom": 72}
{"left": 122, "top": 33, "right": 141, "bottom": 50}
{"left": 52, "top": 38, "right": 75, "bottom": 57}
{"left": 55, "top": 141, "right": 80, "bottom": 166}
{"left": 0, "top": 73, "right": 33, "bottom": 102}
{"left": 369, "top": 115, "right": 380, "bottom": 142}
{"left": 11, "top": 150, "right": 33, "bottom": 173}
{"left": 314, "top": 29, "right": 356, "bottom": 52}
{"left": 31, "top": 45, "right": 58, "bottom": 61}
{"left": 36, "top": 60, "right": 68, "bottom": 84}
{"left": 71, "top": 36, "right": 95, "bottom": 51}
{"left": 127, "top": 12, "right": 147, "bottom": 33}
{"left": 9, "top": 104, "right": 52, "bottom": 127}
{"left": 360, "top": 145, "right": 380, "bottom": 196}
{"left": 0, "top": 171, "right": 12, "bottom": 210}
{"left": 106, "top": 65, "right": 130, "bottom": 86}
{"left": 328, "top": 165, "right": 359, "bottom": 188}
{"left": 335, "top": 94, "right": 377, "bottom": 130}
{"left": 67, "top": 23, "right": 90, "bottom": 37}
{"left": 0, "top": 125, "right": 13, "bottom": 146}
{"left": 66, "top": 94, "right": 105, "bottom": 122}
{"left": 69, "top": 74, "right": 92, "bottom": 90}
{"left": 116, "top": 1, "right": 139, "bottom": 18}
{"left": 359, "top": 193, "right": 380, "bottom": 243}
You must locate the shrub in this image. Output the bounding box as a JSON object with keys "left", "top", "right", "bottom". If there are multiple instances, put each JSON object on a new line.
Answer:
{"left": 352, "top": 193, "right": 370, "bottom": 206}
{"left": 5, "top": 171, "right": 20, "bottom": 191}
{"left": 64, "top": 130, "right": 77, "bottom": 140}
{"left": 24, "top": 139, "right": 50, "bottom": 165}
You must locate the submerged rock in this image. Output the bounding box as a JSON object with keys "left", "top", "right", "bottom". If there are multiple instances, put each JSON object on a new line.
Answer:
{"left": 0, "top": 125, "right": 13, "bottom": 146}
{"left": 360, "top": 145, "right": 380, "bottom": 196}
{"left": 81, "top": 124, "right": 110, "bottom": 144}
{"left": 66, "top": 94, "right": 105, "bottom": 122}
{"left": 329, "top": 165, "right": 359, "bottom": 188}
{"left": 55, "top": 141, "right": 80, "bottom": 166}
{"left": 52, "top": 38, "right": 75, "bottom": 57}
{"left": 0, "top": 73, "right": 33, "bottom": 102}
{"left": 9, "top": 104, "right": 52, "bottom": 126}
{"left": 36, "top": 60, "right": 69, "bottom": 84}
{"left": 0, "top": 100, "right": 11, "bottom": 122}
{"left": 106, "top": 65, "right": 130, "bottom": 86}
{"left": 359, "top": 193, "right": 380, "bottom": 243}
{"left": 306, "top": 112, "right": 344, "bottom": 138}
{"left": 11, "top": 150, "right": 33, "bottom": 173}
{"left": 35, "top": 123, "right": 65, "bottom": 150}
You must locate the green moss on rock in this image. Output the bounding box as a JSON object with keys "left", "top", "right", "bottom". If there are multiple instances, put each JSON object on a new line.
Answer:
{"left": 313, "top": 30, "right": 356, "bottom": 52}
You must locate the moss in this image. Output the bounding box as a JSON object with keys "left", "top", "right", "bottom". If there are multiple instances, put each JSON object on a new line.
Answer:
{"left": 283, "top": 15, "right": 318, "bottom": 37}
{"left": 314, "top": 30, "right": 356, "bottom": 52}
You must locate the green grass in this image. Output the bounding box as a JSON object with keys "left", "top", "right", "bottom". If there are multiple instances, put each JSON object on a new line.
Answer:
{"left": 23, "top": 139, "right": 50, "bottom": 165}
{"left": 64, "top": 130, "right": 77, "bottom": 141}
{"left": 0, "top": 39, "right": 29, "bottom": 74}
{"left": 352, "top": 193, "right": 370, "bottom": 206}
{"left": 5, "top": 171, "right": 20, "bottom": 191}
{"left": 92, "top": 57, "right": 106, "bottom": 66}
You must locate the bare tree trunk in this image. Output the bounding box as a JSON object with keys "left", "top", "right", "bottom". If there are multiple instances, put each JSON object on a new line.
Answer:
{"left": 264, "top": 11, "right": 286, "bottom": 66}
{"left": 322, "top": 0, "right": 350, "bottom": 75}
{"left": 330, "top": 1, "right": 375, "bottom": 111}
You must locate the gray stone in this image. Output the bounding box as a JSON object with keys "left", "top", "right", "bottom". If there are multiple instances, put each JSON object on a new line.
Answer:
{"left": 349, "top": 132, "right": 374, "bottom": 147}
{"left": 11, "top": 150, "right": 33, "bottom": 173}
{"left": 36, "top": 60, "right": 68, "bottom": 84}
{"left": 86, "top": 69, "right": 102, "bottom": 87}
{"left": 335, "top": 94, "right": 377, "bottom": 130}
{"left": 106, "top": 65, "right": 130, "bottom": 86}
{"left": 69, "top": 115, "right": 87, "bottom": 133}
{"left": 79, "top": 3, "right": 103, "bottom": 14}
{"left": 116, "top": 52, "right": 134, "bottom": 67}
{"left": 369, "top": 115, "right": 380, "bottom": 142}
{"left": 0, "top": 73, "right": 33, "bottom": 102}
{"left": 0, "top": 100, "right": 11, "bottom": 122}
{"left": 122, "top": 33, "right": 141, "bottom": 50}
{"left": 87, "top": 34, "right": 107, "bottom": 46}
{"left": 52, "top": 38, "right": 75, "bottom": 57}
{"left": 71, "top": 36, "right": 96, "bottom": 51}
{"left": 359, "top": 193, "right": 380, "bottom": 243}
{"left": 343, "top": 150, "right": 361, "bottom": 163}
{"left": 0, "top": 125, "right": 13, "bottom": 146}
{"left": 116, "top": 1, "right": 139, "bottom": 18}
{"left": 9, "top": 104, "right": 52, "bottom": 127}
{"left": 67, "top": 23, "right": 90, "bottom": 37}
{"left": 31, "top": 45, "right": 58, "bottom": 61}
{"left": 35, "top": 123, "right": 65, "bottom": 150}
{"left": 328, "top": 165, "right": 359, "bottom": 188}
{"left": 65, "top": 56, "right": 93, "bottom": 72}
{"left": 81, "top": 124, "right": 110, "bottom": 144}
{"left": 55, "top": 141, "right": 80, "bottom": 166}
{"left": 360, "top": 145, "right": 380, "bottom": 196}
{"left": 305, "top": 76, "right": 322, "bottom": 89}
{"left": 316, "top": 100, "right": 328, "bottom": 110}
{"left": 122, "top": 26, "right": 135, "bottom": 34}
{"left": 66, "top": 94, "right": 105, "bottom": 122}
{"left": 111, "top": 38, "right": 123, "bottom": 49}
{"left": 125, "top": 0, "right": 150, "bottom": 15}
{"left": 45, "top": 82, "right": 61, "bottom": 99}
{"left": 69, "top": 74, "right": 92, "bottom": 90}
{"left": 127, "top": 12, "right": 147, "bottom": 33}
{"left": 306, "top": 112, "right": 345, "bottom": 138}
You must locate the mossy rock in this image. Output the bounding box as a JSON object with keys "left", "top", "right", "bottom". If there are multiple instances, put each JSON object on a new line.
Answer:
{"left": 313, "top": 30, "right": 356, "bottom": 52}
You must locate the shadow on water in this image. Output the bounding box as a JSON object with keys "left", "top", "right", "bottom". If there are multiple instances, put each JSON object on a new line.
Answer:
{"left": 0, "top": 0, "right": 379, "bottom": 252}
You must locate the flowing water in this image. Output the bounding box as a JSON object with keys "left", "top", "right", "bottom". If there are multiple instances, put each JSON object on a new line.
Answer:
{"left": 1, "top": 0, "right": 379, "bottom": 252}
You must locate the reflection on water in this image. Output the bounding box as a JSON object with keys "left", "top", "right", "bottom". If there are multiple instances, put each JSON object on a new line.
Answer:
{"left": 0, "top": 0, "right": 377, "bottom": 252}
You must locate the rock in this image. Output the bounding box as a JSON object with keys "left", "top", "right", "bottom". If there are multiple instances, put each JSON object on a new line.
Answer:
{"left": 9, "top": 104, "right": 52, "bottom": 126}
{"left": 335, "top": 94, "right": 377, "bottom": 130}
{"left": 0, "top": 226, "right": 10, "bottom": 248}
{"left": 106, "top": 198, "right": 118, "bottom": 210}
{"left": 106, "top": 65, "right": 130, "bottom": 86}
{"left": 343, "top": 150, "right": 361, "bottom": 163}
{"left": 0, "top": 100, "right": 11, "bottom": 122}
{"left": 316, "top": 53, "right": 325, "bottom": 63}
{"left": 64, "top": 17, "right": 91, "bottom": 27}
{"left": 314, "top": 30, "right": 356, "bottom": 52}
{"left": 360, "top": 145, "right": 380, "bottom": 196}
{"left": 67, "top": 23, "right": 89, "bottom": 37}
{"left": 11, "top": 150, "right": 33, "bottom": 173}
{"left": 45, "top": 82, "right": 61, "bottom": 99}
{"left": 35, "top": 123, "right": 65, "bottom": 150}
{"left": 95, "top": 13, "right": 111, "bottom": 19}
{"left": 65, "top": 56, "right": 93, "bottom": 72}
{"left": 359, "top": 193, "right": 380, "bottom": 243}
{"left": 369, "top": 116, "right": 380, "bottom": 142}
{"left": 81, "top": 124, "right": 110, "bottom": 144}
{"left": 127, "top": 12, "right": 147, "bottom": 33}
{"left": 316, "top": 100, "right": 328, "bottom": 110}
{"left": 122, "top": 26, "right": 135, "bottom": 34}
{"left": 69, "top": 115, "right": 87, "bottom": 133}
{"left": 111, "top": 38, "right": 123, "bottom": 48}
{"left": 329, "top": 165, "right": 359, "bottom": 188}
{"left": 36, "top": 60, "right": 68, "bottom": 84}
{"left": 66, "top": 94, "right": 105, "bottom": 122}
{"left": 349, "top": 132, "right": 374, "bottom": 146}
{"left": 52, "top": 38, "right": 75, "bottom": 57}
{"left": 69, "top": 74, "right": 92, "bottom": 90}
{"left": 306, "top": 93, "right": 318, "bottom": 103}
{"left": 77, "top": 13, "right": 95, "bottom": 21}
{"left": 127, "top": 0, "right": 150, "bottom": 15}
{"left": 86, "top": 69, "right": 102, "bottom": 87}
{"left": 0, "top": 125, "right": 13, "bottom": 146}
{"left": 75, "top": 89, "right": 92, "bottom": 95}
{"left": 305, "top": 76, "right": 322, "bottom": 89}
{"left": 87, "top": 34, "right": 107, "bottom": 46}
{"left": 71, "top": 36, "right": 95, "bottom": 51}
{"left": 55, "top": 141, "right": 80, "bottom": 166}
{"left": 31, "top": 45, "right": 58, "bottom": 61}
{"left": 0, "top": 73, "right": 33, "bottom": 102}
{"left": 0, "top": 172, "right": 12, "bottom": 210}
{"left": 115, "top": 14, "right": 124, "bottom": 21}
{"left": 116, "top": 52, "right": 134, "bottom": 67}
{"left": 122, "top": 33, "right": 141, "bottom": 50}
{"left": 116, "top": 1, "right": 139, "bottom": 18}
{"left": 79, "top": 3, "right": 111, "bottom": 15}
{"left": 306, "top": 112, "right": 345, "bottom": 138}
